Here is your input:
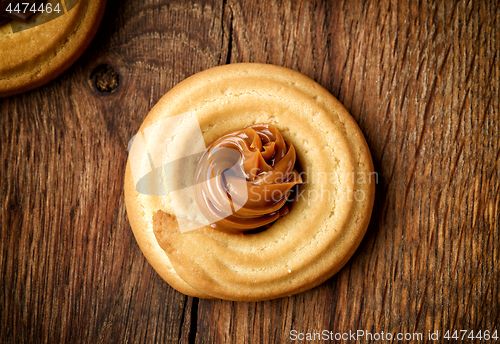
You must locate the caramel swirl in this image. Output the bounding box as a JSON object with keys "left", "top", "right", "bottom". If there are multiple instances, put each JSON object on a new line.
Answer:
{"left": 195, "top": 124, "right": 302, "bottom": 232}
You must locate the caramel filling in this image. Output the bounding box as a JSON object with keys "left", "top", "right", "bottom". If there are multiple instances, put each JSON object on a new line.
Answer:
{"left": 195, "top": 124, "right": 302, "bottom": 232}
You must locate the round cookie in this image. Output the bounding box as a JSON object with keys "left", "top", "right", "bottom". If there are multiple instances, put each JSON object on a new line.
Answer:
{"left": 125, "top": 63, "right": 375, "bottom": 301}
{"left": 0, "top": 0, "right": 105, "bottom": 96}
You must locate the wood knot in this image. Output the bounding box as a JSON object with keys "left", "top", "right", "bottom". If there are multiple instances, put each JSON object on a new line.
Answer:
{"left": 91, "top": 64, "right": 120, "bottom": 94}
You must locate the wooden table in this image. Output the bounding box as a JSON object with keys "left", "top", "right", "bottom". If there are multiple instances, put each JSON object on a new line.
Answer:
{"left": 1, "top": 0, "right": 498, "bottom": 343}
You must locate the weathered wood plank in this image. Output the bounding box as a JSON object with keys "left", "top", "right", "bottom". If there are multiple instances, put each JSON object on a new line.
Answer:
{"left": 1, "top": 0, "right": 498, "bottom": 343}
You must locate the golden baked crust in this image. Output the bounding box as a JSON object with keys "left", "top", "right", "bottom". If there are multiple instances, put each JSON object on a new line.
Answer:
{"left": 0, "top": 0, "right": 105, "bottom": 96}
{"left": 124, "top": 63, "right": 375, "bottom": 301}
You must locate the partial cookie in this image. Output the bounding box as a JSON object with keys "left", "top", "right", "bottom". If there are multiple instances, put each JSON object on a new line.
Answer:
{"left": 0, "top": 0, "right": 105, "bottom": 96}
{"left": 125, "top": 63, "right": 375, "bottom": 301}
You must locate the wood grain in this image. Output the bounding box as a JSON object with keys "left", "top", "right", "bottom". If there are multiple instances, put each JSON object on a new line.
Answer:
{"left": 1, "top": 0, "right": 498, "bottom": 343}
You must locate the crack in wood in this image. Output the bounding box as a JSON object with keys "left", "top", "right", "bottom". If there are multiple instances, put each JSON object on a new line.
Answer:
{"left": 188, "top": 298, "right": 199, "bottom": 344}
{"left": 221, "top": 0, "right": 234, "bottom": 64}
